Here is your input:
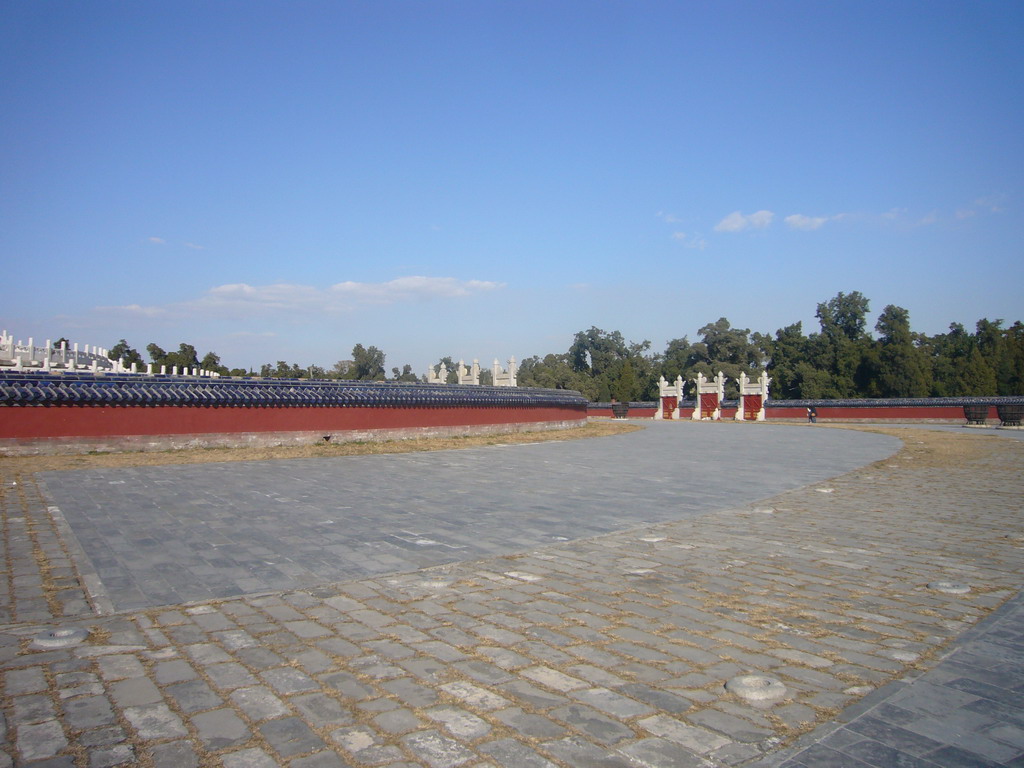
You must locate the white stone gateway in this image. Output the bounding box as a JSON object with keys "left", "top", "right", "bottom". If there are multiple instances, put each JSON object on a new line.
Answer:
{"left": 457, "top": 359, "right": 481, "bottom": 386}
{"left": 493, "top": 357, "right": 517, "bottom": 387}
{"left": 692, "top": 371, "right": 725, "bottom": 420}
{"left": 655, "top": 375, "right": 685, "bottom": 420}
{"left": 735, "top": 371, "right": 771, "bottom": 421}
{"left": 427, "top": 363, "right": 449, "bottom": 385}
{"left": 427, "top": 357, "right": 516, "bottom": 386}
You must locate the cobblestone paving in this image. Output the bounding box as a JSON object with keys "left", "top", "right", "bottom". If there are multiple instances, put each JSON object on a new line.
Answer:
{"left": 2, "top": 425, "right": 1023, "bottom": 767}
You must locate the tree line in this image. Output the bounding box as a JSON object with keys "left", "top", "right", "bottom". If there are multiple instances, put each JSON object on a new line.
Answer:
{"left": 103, "top": 291, "right": 1023, "bottom": 401}
{"left": 517, "top": 291, "right": 1023, "bottom": 401}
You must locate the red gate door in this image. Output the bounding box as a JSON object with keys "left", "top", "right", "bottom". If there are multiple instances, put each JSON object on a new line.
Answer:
{"left": 700, "top": 393, "right": 718, "bottom": 419}
{"left": 744, "top": 394, "right": 762, "bottom": 420}
{"left": 662, "top": 396, "right": 677, "bottom": 418}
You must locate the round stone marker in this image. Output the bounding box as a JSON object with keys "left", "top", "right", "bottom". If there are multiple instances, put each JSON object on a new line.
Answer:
{"left": 927, "top": 581, "right": 971, "bottom": 594}
{"left": 725, "top": 674, "right": 787, "bottom": 703}
{"left": 31, "top": 627, "right": 89, "bottom": 650}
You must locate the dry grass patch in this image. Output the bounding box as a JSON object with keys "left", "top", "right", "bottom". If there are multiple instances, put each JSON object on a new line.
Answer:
{"left": 823, "top": 423, "right": 1018, "bottom": 467}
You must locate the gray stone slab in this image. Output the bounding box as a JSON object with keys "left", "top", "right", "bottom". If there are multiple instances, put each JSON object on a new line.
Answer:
{"left": 259, "top": 716, "right": 326, "bottom": 758}
{"left": 39, "top": 422, "right": 898, "bottom": 610}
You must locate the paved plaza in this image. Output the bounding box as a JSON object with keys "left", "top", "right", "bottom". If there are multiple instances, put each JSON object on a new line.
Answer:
{"left": 2, "top": 420, "right": 1023, "bottom": 767}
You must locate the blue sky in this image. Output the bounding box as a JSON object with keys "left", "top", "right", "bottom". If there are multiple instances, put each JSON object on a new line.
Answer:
{"left": 3, "top": 1, "right": 1022, "bottom": 374}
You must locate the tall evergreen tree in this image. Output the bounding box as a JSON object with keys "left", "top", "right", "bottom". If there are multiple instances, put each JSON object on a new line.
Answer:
{"left": 875, "top": 305, "right": 931, "bottom": 397}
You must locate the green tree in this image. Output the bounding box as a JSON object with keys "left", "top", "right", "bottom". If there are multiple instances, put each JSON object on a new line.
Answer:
{"left": 660, "top": 337, "right": 695, "bottom": 383}
{"left": 1002, "top": 321, "right": 1024, "bottom": 395}
{"left": 759, "top": 322, "right": 808, "bottom": 399}
{"left": 167, "top": 344, "right": 200, "bottom": 371}
{"left": 962, "top": 346, "right": 998, "bottom": 395}
{"left": 352, "top": 344, "right": 386, "bottom": 380}
{"left": 568, "top": 327, "right": 654, "bottom": 401}
{"left": 614, "top": 359, "right": 639, "bottom": 403}
{"left": 929, "top": 323, "right": 990, "bottom": 396}
{"left": 874, "top": 305, "right": 931, "bottom": 397}
{"left": 146, "top": 343, "right": 167, "bottom": 363}
{"left": 689, "top": 318, "right": 764, "bottom": 396}
{"left": 200, "top": 351, "right": 230, "bottom": 375}
{"left": 109, "top": 339, "right": 144, "bottom": 367}
{"left": 808, "top": 291, "right": 873, "bottom": 397}
{"left": 517, "top": 354, "right": 598, "bottom": 399}
{"left": 569, "top": 327, "right": 629, "bottom": 378}
{"left": 391, "top": 364, "right": 419, "bottom": 382}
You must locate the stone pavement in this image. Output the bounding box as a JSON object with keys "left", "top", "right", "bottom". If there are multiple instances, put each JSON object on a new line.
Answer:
{"left": 1, "top": 421, "right": 1022, "bottom": 767}
{"left": 761, "top": 588, "right": 1024, "bottom": 767}
{"left": 38, "top": 423, "right": 899, "bottom": 613}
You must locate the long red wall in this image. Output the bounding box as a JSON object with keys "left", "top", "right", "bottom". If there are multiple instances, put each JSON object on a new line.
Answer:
{"left": 766, "top": 405, "right": 996, "bottom": 422}
{"left": 587, "top": 404, "right": 1001, "bottom": 422}
{"left": 1, "top": 404, "right": 585, "bottom": 440}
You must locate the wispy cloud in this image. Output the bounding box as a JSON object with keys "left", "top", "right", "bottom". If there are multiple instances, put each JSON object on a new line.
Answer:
{"left": 147, "top": 236, "right": 166, "bottom": 244}
{"left": 956, "top": 195, "right": 1005, "bottom": 220}
{"left": 671, "top": 232, "right": 707, "bottom": 250}
{"left": 656, "top": 211, "right": 681, "bottom": 223}
{"left": 97, "top": 276, "right": 504, "bottom": 321}
{"left": 783, "top": 213, "right": 848, "bottom": 231}
{"left": 330, "top": 276, "right": 502, "bottom": 304}
{"left": 184, "top": 242, "right": 205, "bottom": 250}
{"left": 714, "top": 210, "right": 774, "bottom": 232}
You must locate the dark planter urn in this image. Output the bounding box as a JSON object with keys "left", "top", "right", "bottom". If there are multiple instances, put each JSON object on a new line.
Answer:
{"left": 996, "top": 403, "right": 1023, "bottom": 427}
{"left": 611, "top": 403, "right": 629, "bottom": 419}
{"left": 962, "top": 404, "right": 990, "bottom": 425}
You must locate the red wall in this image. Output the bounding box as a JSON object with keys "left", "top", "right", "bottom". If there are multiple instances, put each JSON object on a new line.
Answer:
{"left": 0, "top": 404, "right": 585, "bottom": 440}
{"left": 767, "top": 405, "right": 995, "bottom": 421}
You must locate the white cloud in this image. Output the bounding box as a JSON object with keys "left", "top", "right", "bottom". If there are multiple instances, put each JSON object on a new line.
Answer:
{"left": 714, "top": 210, "right": 774, "bottom": 232}
{"left": 98, "top": 303, "right": 168, "bottom": 318}
{"left": 955, "top": 195, "right": 1005, "bottom": 220}
{"left": 657, "top": 211, "right": 681, "bottom": 223}
{"left": 96, "top": 277, "right": 503, "bottom": 321}
{"left": 184, "top": 242, "right": 205, "bottom": 250}
{"left": 330, "top": 276, "right": 502, "bottom": 305}
{"left": 784, "top": 214, "right": 829, "bottom": 231}
{"left": 148, "top": 236, "right": 166, "bottom": 244}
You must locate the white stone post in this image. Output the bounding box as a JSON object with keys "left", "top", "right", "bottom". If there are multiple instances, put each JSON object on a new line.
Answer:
{"left": 756, "top": 371, "right": 771, "bottom": 421}
{"left": 735, "top": 372, "right": 749, "bottom": 421}
{"left": 691, "top": 373, "right": 704, "bottom": 420}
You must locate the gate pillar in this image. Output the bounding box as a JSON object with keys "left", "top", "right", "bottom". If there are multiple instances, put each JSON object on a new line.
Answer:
{"left": 692, "top": 371, "right": 725, "bottom": 420}
{"left": 736, "top": 371, "right": 771, "bottom": 421}
{"left": 656, "top": 375, "right": 684, "bottom": 420}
